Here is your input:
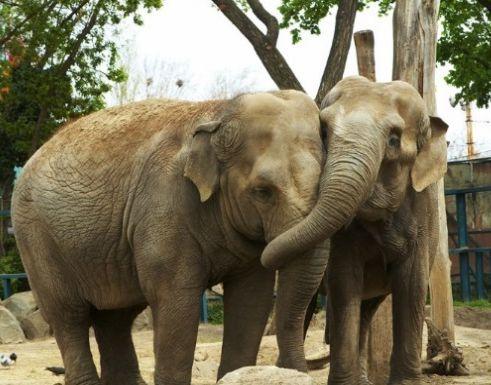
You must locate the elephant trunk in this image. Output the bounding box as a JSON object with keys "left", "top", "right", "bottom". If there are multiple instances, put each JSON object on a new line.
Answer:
{"left": 275, "top": 241, "right": 330, "bottom": 371}
{"left": 261, "top": 128, "right": 384, "bottom": 269}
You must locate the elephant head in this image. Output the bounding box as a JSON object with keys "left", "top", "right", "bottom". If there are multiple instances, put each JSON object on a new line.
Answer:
{"left": 261, "top": 76, "right": 448, "bottom": 268}
{"left": 184, "top": 90, "right": 330, "bottom": 370}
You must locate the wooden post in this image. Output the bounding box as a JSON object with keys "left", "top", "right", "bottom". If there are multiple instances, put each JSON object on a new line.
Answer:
{"left": 353, "top": 29, "right": 393, "bottom": 384}
{"left": 354, "top": 30, "right": 376, "bottom": 81}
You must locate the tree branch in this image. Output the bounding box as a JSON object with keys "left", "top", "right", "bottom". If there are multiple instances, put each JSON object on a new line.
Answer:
{"left": 212, "top": 0, "right": 303, "bottom": 91}
{"left": 58, "top": 1, "right": 102, "bottom": 75}
{"left": 477, "top": 0, "right": 491, "bottom": 12}
{"left": 246, "top": 0, "right": 279, "bottom": 45}
{"left": 315, "top": 0, "right": 358, "bottom": 105}
{"left": 37, "top": 0, "right": 92, "bottom": 69}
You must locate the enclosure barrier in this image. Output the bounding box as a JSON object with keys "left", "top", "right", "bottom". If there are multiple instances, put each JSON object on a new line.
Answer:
{"left": 446, "top": 186, "right": 491, "bottom": 302}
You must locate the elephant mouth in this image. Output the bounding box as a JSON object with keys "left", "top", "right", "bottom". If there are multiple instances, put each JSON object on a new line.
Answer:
{"left": 358, "top": 182, "right": 400, "bottom": 222}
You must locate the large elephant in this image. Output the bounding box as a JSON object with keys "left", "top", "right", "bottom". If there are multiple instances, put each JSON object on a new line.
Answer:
{"left": 262, "top": 77, "right": 448, "bottom": 385}
{"left": 11, "top": 91, "right": 329, "bottom": 385}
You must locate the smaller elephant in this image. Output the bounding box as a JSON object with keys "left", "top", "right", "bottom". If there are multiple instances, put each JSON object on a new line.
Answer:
{"left": 12, "top": 90, "right": 329, "bottom": 385}
{"left": 263, "top": 76, "right": 448, "bottom": 385}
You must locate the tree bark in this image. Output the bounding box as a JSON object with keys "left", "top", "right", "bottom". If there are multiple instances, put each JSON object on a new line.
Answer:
{"left": 315, "top": 0, "right": 358, "bottom": 105}
{"left": 30, "top": 106, "right": 47, "bottom": 156}
{"left": 211, "top": 0, "right": 304, "bottom": 91}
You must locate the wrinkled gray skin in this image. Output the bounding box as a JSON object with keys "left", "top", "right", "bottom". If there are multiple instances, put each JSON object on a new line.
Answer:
{"left": 262, "top": 77, "right": 448, "bottom": 385}
{"left": 11, "top": 91, "right": 329, "bottom": 385}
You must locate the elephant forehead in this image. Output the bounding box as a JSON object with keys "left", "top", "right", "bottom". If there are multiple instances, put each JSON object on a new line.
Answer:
{"left": 239, "top": 93, "right": 319, "bottom": 127}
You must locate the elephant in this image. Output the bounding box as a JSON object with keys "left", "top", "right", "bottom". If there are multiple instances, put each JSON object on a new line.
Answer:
{"left": 11, "top": 91, "right": 330, "bottom": 385}
{"left": 262, "top": 76, "right": 449, "bottom": 385}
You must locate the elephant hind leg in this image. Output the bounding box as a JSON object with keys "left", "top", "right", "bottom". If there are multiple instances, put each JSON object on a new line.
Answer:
{"left": 15, "top": 229, "right": 101, "bottom": 385}
{"left": 49, "top": 302, "right": 101, "bottom": 385}
{"left": 92, "top": 305, "right": 148, "bottom": 385}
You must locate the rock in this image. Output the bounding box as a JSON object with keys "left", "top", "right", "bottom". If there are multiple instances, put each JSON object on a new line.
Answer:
{"left": 217, "top": 366, "right": 314, "bottom": 385}
{"left": 133, "top": 306, "right": 153, "bottom": 331}
{"left": 3, "top": 291, "right": 37, "bottom": 321}
{"left": 0, "top": 305, "right": 26, "bottom": 343}
{"left": 20, "top": 309, "right": 51, "bottom": 339}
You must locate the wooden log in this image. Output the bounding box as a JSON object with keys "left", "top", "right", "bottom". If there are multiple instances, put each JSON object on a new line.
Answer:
{"left": 354, "top": 30, "right": 376, "bottom": 81}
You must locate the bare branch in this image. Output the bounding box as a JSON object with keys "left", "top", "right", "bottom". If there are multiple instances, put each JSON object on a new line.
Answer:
{"left": 212, "top": 0, "right": 303, "bottom": 91}
{"left": 315, "top": 0, "right": 357, "bottom": 105}
{"left": 246, "top": 0, "right": 279, "bottom": 45}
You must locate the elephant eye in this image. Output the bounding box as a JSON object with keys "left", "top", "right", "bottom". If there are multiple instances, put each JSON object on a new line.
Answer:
{"left": 251, "top": 186, "right": 274, "bottom": 204}
{"left": 388, "top": 133, "right": 401, "bottom": 148}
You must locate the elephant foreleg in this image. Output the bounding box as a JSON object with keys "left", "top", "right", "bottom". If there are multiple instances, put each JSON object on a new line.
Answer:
{"left": 389, "top": 250, "right": 429, "bottom": 385}
{"left": 217, "top": 261, "right": 275, "bottom": 379}
{"left": 151, "top": 286, "right": 203, "bottom": 385}
{"left": 327, "top": 251, "right": 364, "bottom": 385}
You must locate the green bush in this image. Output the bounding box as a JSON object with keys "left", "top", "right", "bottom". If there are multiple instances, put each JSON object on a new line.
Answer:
{"left": 207, "top": 300, "right": 224, "bottom": 325}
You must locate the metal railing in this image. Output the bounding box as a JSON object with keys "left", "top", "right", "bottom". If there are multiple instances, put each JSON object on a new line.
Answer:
{"left": 446, "top": 186, "right": 491, "bottom": 302}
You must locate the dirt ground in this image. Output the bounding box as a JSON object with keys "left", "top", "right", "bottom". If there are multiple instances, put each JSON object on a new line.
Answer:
{"left": 1, "top": 319, "right": 490, "bottom": 385}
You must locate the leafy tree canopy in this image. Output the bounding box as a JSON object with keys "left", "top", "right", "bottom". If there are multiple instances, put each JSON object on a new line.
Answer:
{"left": 277, "top": 0, "right": 491, "bottom": 107}
{"left": 438, "top": 0, "right": 491, "bottom": 108}
{"left": 0, "top": 0, "right": 162, "bottom": 183}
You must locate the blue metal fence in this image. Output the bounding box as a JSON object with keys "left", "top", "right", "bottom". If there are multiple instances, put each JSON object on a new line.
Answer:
{"left": 446, "top": 186, "right": 491, "bottom": 302}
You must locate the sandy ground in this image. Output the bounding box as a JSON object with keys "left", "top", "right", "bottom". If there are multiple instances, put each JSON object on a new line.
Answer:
{"left": 0, "top": 323, "right": 490, "bottom": 385}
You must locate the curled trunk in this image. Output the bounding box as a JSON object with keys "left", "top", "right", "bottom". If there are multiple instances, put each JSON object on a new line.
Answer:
{"left": 275, "top": 241, "right": 330, "bottom": 371}
{"left": 261, "top": 130, "right": 384, "bottom": 269}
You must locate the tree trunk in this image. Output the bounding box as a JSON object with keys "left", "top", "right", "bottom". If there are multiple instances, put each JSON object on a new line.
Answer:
{"left": 315, "top": 0, "right": 358, "bottom": 105}
{"left": 393, "top": 0, "right": 455, "bottom": 342}
{"left": 394, "top": 0, "right": 463, "bottom": 375}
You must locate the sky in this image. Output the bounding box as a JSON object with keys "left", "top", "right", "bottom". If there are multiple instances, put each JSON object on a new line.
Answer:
{"left": 105, "top": 0, "right": 491, "bottom": 161}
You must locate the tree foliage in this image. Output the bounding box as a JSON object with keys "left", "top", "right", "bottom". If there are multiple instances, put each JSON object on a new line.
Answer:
{"left": 277, "top": 0, "right": 491, "bottom": 107}
{"left": 0, "top": 0, "right": 162, "bottom": 184}
{"left": 278, "top": 0, "right": 392, "bottom": 43}
{"left": 438, "top": 0, "right": 491, "bottom": 108}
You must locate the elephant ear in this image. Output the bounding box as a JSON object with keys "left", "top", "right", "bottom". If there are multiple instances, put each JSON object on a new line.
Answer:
{"left": 184, "top": 121, "right": 221, "bottom": 202}
{"left": 411, "top": 116, "right": 449, "bottom": 192}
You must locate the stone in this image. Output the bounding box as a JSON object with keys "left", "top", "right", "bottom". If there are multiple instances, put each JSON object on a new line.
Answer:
{"left": 217, "top": 366, "right": 314, "bottom": 385}
{"left": 0, "top": 305, "right": 26, "bottom": 343}
{"left": 3, "top": 291, "right": 37, "bottom": 321}
{"left": 20, "top": 309, "right": 51, "bottom": 339}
